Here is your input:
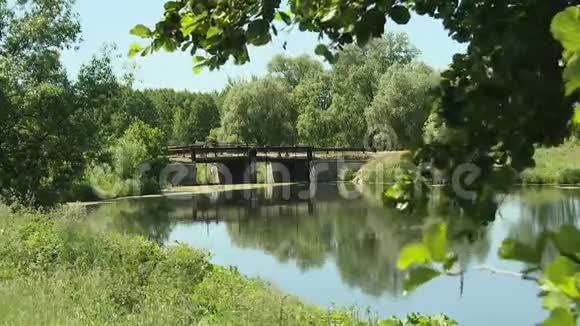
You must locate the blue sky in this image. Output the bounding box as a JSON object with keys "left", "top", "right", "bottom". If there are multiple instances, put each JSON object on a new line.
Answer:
{"left": 61, "top": 0, "right": 465, "bottom": 92}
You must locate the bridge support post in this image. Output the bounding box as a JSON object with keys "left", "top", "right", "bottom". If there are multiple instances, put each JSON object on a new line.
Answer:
{"left": 247, "top": 149, "right": 258, "bottom": 184}
{"left": 185, "top": 147, "right": 197, "bottom": 186}
{"left": 307, "top": 148, "right": 313, "bottom": 184}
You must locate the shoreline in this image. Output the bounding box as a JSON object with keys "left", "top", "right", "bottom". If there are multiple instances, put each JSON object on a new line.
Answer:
{"left": 69, "top": 183, "right": 299, "bottom": 206}
{"left": 68, "top": 181, "right": 580, "bottom": 207}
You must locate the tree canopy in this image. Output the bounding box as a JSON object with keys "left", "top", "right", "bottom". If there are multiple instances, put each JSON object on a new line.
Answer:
{"left": 218, "top": 76, "right": 296, "bottom": 145}
{"left": 366, "top": 63, "right": 439, "bottom": 150}
{"left": 0, "top": 0, "right": 85, "bottom": 205}
{"left": 132, "top": 0, "right": 580, "bottom": 176}
{"left": 267, "top": 54, "right": 323, "bottom": 87}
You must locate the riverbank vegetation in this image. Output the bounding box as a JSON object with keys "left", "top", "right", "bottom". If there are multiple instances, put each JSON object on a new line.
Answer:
{"left": 4, "top": 0, "right": 576, "bottom": 208}
{"left": 0, "top": 0, "right": 443, "bottom": 207}
{"left": 353, "top": 152, "right": 412, "bottom": 185}
{"left": 520, "top": 141, "right": 580, "bottom": 185}
{"left": 353, "top": 141, "right": 580, "bottom": 187}
{"left": 0, "top": 205, "right": 455, "bottom": 325}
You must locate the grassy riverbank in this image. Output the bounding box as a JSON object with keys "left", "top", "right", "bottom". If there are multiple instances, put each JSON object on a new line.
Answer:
{"left": 520, "top": 142, "right": 580, "bottom": 185}
{"left": 0, "top": 205, "right": 454, "bottom": 325}
{"left": 354, "top": 143, "right": 580, "bottom": 186}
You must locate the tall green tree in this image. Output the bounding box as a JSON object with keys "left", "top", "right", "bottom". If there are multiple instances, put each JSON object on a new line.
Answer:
{"left": 0, "top": 0, "right": 85, "bottom": 205}
{"left": 74, "top": 50, "right": 123, "bottom": 158}
{"left": 144, "top": 89, "right": 221, "bottom": 143}
{"left": 325, "top": 33, "right": 421, "bottom": 147}
{"left": 331, "top": 33, "right": 419, "bottom": 105}
{"left": 292, "top": 70, "right": 334, "bottom": 146}
{"left": 220, "top": 77, "right": 296, "bottom": 145}
{"left": 133, "top": 0, "right": 578, "bottom": 176}
{"left": 170, "top": 93, "right": 220, "bottom": 144}
{"left": 366, "top": 63, "right": 439, "bottom": 150}
{"left": 267, "top": 54, "right": 323, "bottom": 87}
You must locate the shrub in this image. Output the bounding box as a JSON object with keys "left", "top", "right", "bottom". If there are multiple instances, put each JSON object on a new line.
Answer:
{"left": 519, "top": 142, "right": 580, "bottom": 185}
{"left": 73, "top": 121, "right": 168, "bottom": 201}
{"left": 559, "top": 169, "right": 580, "bottom": 185}
{"left": 0, "top": 208, "right": 457, "bottom": 325}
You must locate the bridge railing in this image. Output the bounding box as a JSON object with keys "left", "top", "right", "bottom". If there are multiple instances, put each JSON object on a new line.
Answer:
{"left": 167, "top": 144, "right": 375, "bottom": 156}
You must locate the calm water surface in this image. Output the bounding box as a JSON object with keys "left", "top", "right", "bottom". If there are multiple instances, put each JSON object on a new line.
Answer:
{"left": 87, "top": 184, "right": 580, "bottom": 325}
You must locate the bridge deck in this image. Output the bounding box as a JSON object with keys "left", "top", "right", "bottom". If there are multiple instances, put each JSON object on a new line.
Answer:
{"left": 167, "top": 144, "right": 376, "bottom": 163}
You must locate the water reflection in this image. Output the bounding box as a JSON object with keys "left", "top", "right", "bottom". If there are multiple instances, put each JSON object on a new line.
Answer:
{"left": 502, "top": 188, "right": 580, "bottom": 266}
{"left": 87, "top": 198, "right": 174, "bottom": 244}
{"left": 87, "top": 184, "right": 502, "bottom": 296}
{"left": 86, "top": 184, "right": 580, "bottom": 323}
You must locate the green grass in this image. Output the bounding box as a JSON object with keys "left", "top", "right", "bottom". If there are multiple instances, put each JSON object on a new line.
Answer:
{"left": 520, "top": 142, "right": 580, "bottom": 185}
{"left": 0, "top": 205, "right": 455, "bottom": 325}
{"left": 354, "top": 143, "right": 580, "bottom": 187}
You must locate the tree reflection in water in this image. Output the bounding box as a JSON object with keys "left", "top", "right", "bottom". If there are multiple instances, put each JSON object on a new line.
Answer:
{"left": 225, "top": 184, "right": 494, "bottom": 297}
{"left": 86, "top": 184, "right": 580, "bottom": 299}
{"left": 85, "top": 197, "right": 175, "bottom": 244}
{"left": 504, "top": 188, "right": 580, "bottom": 265}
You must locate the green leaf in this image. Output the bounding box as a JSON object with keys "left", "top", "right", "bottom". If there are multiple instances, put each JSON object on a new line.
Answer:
{"left": 542, "top": 308, "right": 575, "bottom": 326}
{"left": 164, "top": 1, "right": 181, "bottom": 11}
{"left": 246, "top": 19, "right": 271, "bottom": 45}
{"left": 163, "top": 39, "right": 177, "bottom": 52}
{"left": 275, "top": 11, "right": 292, "bottom": 25}
{"left": 423, "top": 223, "right": 448, "bottom": 262}
{"left": 550, "top": 225, "right": 580, "bottom": 256}
{"left": 551, "top": 7, "right": 580, "bottom": 53}
{"left": 314, "top": 44, "right": 335, "bottom": 63}
{"left": 321, "top": 7, "right": 338, "bottom": 23}
{"left": 206, "top": 26, "right": 223, "bottom": 39}
{"left": 366, "top": 8, "right": 386, "bottom": 37}
{"left": 544, "top": 256, "right": 580, "bottom": 298}
{"left": 563, "top": 53, "right": 580, "bottom": 95}
{"left": 354, "top": 21, "right": 371, "bottom": 46}
{"left": 404, "top": 266, "right": 441, "bottom": 292}
{"left": 397, "top": 243, "right": 431, "bottom": 270}
{"left": 193, "top": 56, "right": 206, "bottom": 64}
{"left": 443, "top": 254, "right": 458, "bottom": 271}
{"left": 192, "top": 64, "right": 204, "bottom": 74}
{"left": 181, "top": 15, "right": 197, "bottom": 35}
{"left": 543, "top": 291, "right": 572, "bottom": 311}
{"left": 128, "top": 43, "right": 142, "bottom": 58}
{"left": 130, "top": 24, "right": 153, "bottom": 38}
{"left": 152, "top": 39, "right": 164, "bottom": 51}
{"left": 573, "top": 106, "right": 580, "bottom": 126}
{"left": 390, "top": 6, "right": 411, "bottom": 25}
{"left": 498, "top": 238, "right": 541, "bottom": 265}
{"left": 140, "top": 45, "right": 152, "bottom": 57}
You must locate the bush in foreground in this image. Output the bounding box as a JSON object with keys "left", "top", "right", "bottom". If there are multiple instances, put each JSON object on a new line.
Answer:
{"left": 0, "top": 206, "right": 455, "bottom": 325}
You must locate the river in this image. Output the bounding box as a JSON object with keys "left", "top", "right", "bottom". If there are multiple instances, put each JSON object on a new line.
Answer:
{"left": 85, "top": 183, "right": 580, "bottom": 325}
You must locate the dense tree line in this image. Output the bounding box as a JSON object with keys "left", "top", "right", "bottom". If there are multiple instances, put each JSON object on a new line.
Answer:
{"left": 0, "top": 0, "right": 221, "bottom": 205}
{"left": 135, "top": 0, "right": 579, "bottom": 178}
{"left": 0, "top": 0, "right": 437, "bottom": 206}
{"left": 214, "top": 32, "right": 439, "bottom": 148}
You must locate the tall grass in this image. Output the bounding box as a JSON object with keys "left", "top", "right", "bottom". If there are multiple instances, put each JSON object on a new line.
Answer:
{"left": 0, "top": 205, "right": 455, "bottom": 325}
{"left": 520, "top": 142, "right": 580, "bottom": 185}
{"left": 355, "top": 144, "right": 580, "bottom": 187}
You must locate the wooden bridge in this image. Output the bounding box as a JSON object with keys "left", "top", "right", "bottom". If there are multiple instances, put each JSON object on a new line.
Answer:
{"left": 166, "top": 144, "right": 375, "bottom": 185}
